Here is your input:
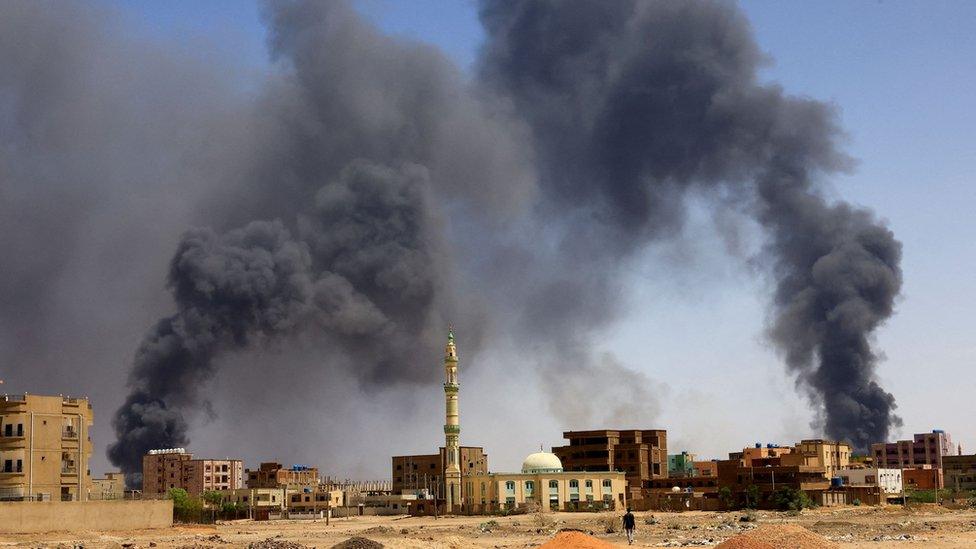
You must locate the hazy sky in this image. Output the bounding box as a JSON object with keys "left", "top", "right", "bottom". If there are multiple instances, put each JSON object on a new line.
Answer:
{"left": 9, "top": 0, "right": 974, "bottom": 477}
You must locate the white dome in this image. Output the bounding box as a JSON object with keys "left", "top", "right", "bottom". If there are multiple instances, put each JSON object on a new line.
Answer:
{"left": 522, "top": 452, "right": 563, "bottom": 473}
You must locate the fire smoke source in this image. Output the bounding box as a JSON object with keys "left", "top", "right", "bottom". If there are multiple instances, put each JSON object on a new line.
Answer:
{"left": 0, "top": 0, "right": 904, "bottom": 480}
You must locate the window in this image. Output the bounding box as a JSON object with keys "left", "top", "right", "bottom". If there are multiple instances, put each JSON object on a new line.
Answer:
{"left": 2, "top": 460, "right": 11, "bottom": 473}
{"left": 602, "top": 479, "right": 612, "bottom": 488}
{"left": 585, "top": 480, "right": 593, "bottom": 488}
{"left": 525, "top": 481, "right": 534, "bottom": 495}
{"left": 549, "top": 480, "right": 559, "bottom": 491}
{"left": 569, "top": 480, "right": 579, "bottom": 488}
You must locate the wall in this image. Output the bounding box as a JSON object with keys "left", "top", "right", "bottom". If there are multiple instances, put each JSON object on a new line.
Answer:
{"left": 0, "top": 500, "right": 173, "bottom": 533}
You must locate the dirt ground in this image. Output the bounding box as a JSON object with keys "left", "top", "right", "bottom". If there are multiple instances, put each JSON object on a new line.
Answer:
{"left": 2, "top": 505, "right": 976, "bottom": 548}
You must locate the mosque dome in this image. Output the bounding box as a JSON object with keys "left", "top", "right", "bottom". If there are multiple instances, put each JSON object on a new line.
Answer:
{"left": 521, "top": 452, "right": 563, "bottom": 474}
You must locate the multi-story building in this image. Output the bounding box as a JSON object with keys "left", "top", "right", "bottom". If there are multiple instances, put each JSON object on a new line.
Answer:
{"left": 942, "top": 454, "right": 976, "bottom": 491}
{"left": 837, "top": 467, "right": 903, "bottom": 496}
{"left": 552, "top": 429, "right": 667, "bottom": 502}
{"left": 0, "top": 394, "right": 93, "bottom": 501}
{"left": 90, "top": 472, "right": 125, "bottom": 500}
{"left": 247, "top": 462, "right": 318, "bottom": 489}
{"left": 142, "top": 448, "right": 192, "bottom": 495}
{"left": 142, "top": 449, "right": 243, "bottom": 496}
{"left": 668, "top": 451, "right": 696, "bottom": 477}
{"left": 391, "top": 446, "right": 488, "bottom": 497}
{"left": 871, "top": 430, "right": 954, "bottom": 469}
{"left": 780, "top": 439, "right": 851, "bottom": 479}
{"left": 463, "top": 451, "right": 627, "bottom": 514}
{"left": 183, "top": 459, "right": 244, "bottom": 494}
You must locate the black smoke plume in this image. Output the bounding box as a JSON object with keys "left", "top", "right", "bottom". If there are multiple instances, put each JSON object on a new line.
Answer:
{"left": 477, "top": 0, "right": 902, "bottom": 450}
{"left": 0, "top": 0, "right": 903, "bottom": 479}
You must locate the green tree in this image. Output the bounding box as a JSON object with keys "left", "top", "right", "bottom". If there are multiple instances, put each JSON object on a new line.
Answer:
{"left": 718, "top": 486, "right": 734, "bottom": 510}
{"left": 744, "top": 485, "right": 760, "bottom": 509}
{"left": 168, "top": 488, "right": 204, "bottom": 523}
{"left": 772, "top": 486, "right": 813, "bottom": 511}
{"left": 202, "top": 490, "right": 224, "bottom": 507}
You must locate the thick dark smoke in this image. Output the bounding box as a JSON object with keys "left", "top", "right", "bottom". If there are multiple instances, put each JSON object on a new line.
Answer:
{"left": 477, "top": 0, "right": 902, "bottom": 450}
{"left": 0, "top": 0, "right": 903, "bottom": 481}
{"left": 109, "top": 160, "right": 456, "bottom": 478}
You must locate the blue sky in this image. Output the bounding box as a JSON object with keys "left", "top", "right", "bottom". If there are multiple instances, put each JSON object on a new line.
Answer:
{"left": 102, "top": 0, "right": 976, "bottom": 468}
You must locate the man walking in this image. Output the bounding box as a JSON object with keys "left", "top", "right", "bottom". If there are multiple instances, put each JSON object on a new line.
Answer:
{"left": 623, "top": 506, "right": 636, "bottom": 545}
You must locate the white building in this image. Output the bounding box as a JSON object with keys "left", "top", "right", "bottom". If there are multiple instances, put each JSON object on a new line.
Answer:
{"left": 837, "top": 467, "right": 903, "bottom": 495}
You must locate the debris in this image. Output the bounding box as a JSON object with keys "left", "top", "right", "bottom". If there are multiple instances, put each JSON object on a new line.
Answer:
{"left": 247, "top": 538, "right": 309, "bottom": 549}
{"left": 329, "top": 538, "right": 383, "bottom": 549}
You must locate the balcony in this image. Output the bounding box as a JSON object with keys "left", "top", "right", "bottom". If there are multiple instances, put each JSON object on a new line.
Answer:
{"left": 62, "top": 428, "right": 79, "bottom": 439}
{"left": 61, "top": 465, "right": 78, "bottom": 476}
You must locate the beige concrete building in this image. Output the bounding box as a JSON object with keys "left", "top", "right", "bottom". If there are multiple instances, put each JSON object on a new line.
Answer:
{"left": 90, "top": 472, "right": 125, "bottom": 500}
{"left": 0, "top": 394, "right": 93, "bottom": 501}
{"left": 142, "top": 449, "right": 243, "bottom": 496}
{"left": 183, "top": 458, "right": 244, "bottom": 494}
{"left": 247, "top": 462, "right": 318, "bottom": 489}
{"left": 780, "top": 439, "right": 851, "bottom": 478}
{"left": 464, "top": 451, "right": 627, "bottom": 514}
{"left": 219, "top": 487, "right": 286, "bottom": 515}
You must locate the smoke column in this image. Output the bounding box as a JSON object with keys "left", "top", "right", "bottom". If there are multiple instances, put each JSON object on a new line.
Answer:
{"left": 0, "top": 0, "right": 904, "bottom": 480}
{"left": 477, "top": 0, "right": 902, "bottom": 450}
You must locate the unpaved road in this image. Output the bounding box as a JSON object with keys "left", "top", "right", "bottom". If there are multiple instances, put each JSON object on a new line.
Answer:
{"left": 2, "top": 505, "right": 975, "bottom": 548}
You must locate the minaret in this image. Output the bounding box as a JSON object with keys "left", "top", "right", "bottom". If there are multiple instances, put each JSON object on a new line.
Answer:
{"left": 443, "top": 328, "right": 461, "bottom": 512}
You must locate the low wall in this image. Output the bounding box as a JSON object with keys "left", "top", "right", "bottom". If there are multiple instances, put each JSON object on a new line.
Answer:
{"left": 0, "top": 500, "right": 173, "bottom": 533}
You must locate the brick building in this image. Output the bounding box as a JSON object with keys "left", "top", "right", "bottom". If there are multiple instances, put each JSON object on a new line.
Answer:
{"left": 142, "top": 449, "right": 243, "bottom": 496}
{"left": 0, "top": 394, "right": 93, "bottom": 501}
{"left": 871, "top": 430, "right": 954, "bottom": 469}
{"left": 902, "top": 465, "right": 943, "bottom": 490}
{"left": 552, "top": 429, "right": 667, "bottom": 502}
{"left": 392, "top": 446, "right": 488, "bottom": 497}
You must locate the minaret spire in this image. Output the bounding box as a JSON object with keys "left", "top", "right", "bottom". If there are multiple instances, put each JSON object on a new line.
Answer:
{"left": 443, "top": 326, "right": 461, "bottom": 513}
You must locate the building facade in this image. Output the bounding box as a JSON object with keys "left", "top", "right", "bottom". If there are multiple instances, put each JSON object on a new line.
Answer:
{"left": 942, "top": 454, "right": 976, "bottom": 491}
{"left": 902, "top": 465, "right": 943, "bottom": 490}
{"left": 90, "top": 472, "right": 125, "bottom": 500}
{"left": 465, "top": 452, "right": 627, "bottom": 514}
{"left": 183, "top": 458, "right": 244, "bottom": 494}
{"left": 871, "top": 430, "right": 954, "bottom": 469}
{"left": 247, "top": 462, "right": 318, "bottom": 489}
{"left": 552, "top": 429, "right": 667, "bottom": 501}
{"left": 142, "top": 449, "right": 243, "bottom": 496}
{"left": 0, "top": 394, "right": 93, "bottom": 501}
{"left": 837, "top": 467, "right": 903, "bottom": 495}
{"left": 668, "top": 451, "right": 696, "bottom": 477}
{"left": 780, "top": 439, "right": 851, "bottom": 479}
{"left": 391, "top": 446, "right": 488, "bottom": 497}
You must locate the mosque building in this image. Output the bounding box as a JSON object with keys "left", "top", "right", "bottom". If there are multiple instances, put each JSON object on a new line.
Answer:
{"left": 465, "top": 450, "right": 628, "bottom": 513}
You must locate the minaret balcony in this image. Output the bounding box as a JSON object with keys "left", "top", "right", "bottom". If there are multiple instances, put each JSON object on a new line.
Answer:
{"left": 444, "top": 425, "right": 461, "bottom": 434}
{"left": 443, "top": 383, "right": 459, "bottom": 393}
